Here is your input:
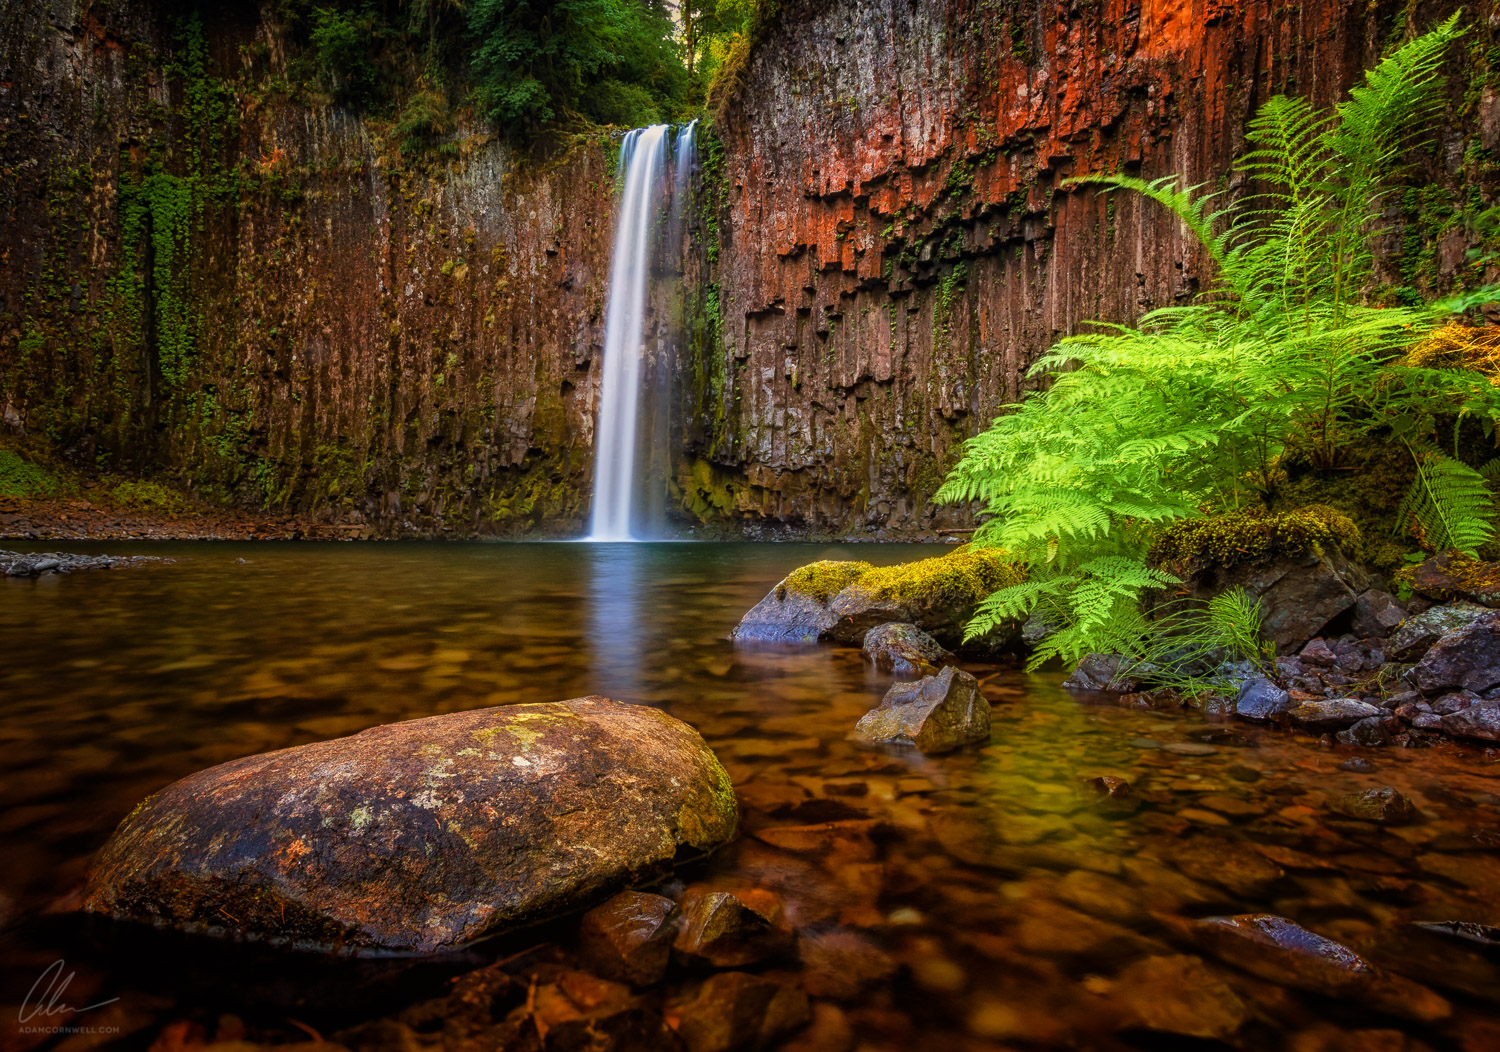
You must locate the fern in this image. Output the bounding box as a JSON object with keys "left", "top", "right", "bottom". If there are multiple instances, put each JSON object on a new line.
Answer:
{"left": 1395, "top": 451, "right": 1496, "bottom": 555}
{"left": 940, "top": 17, "right": 1500, "bottom": 663}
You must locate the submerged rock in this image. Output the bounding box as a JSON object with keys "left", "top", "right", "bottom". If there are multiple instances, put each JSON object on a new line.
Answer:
{"left": 861, "top": 622, "right": 950, "bottom": 677}
{"left": 83, "top": 698, "right": 738, "bottom": 954}
{"left": 851, "top": 667, "right": 991, "bottom": 754}
{"left": 673, "top": 887, "right": 793, "bottom": 968}
{"left": 1410, "top": 611, "right": 1500, "bottom": 695}
{"left": 1329, "top": 786, "right": 1421, "bottom": 824}
{"left": 675, "top": 972, "right": 810, "bottom": 1052}
{"left": 578, "top": 891, "right": 680, "bottom": 987}
{"left": 730, "top": 548, "right": 1020, "bottom": 651}
{"left": 1191, "top": 914, "right": 1449, "bottom": 1022}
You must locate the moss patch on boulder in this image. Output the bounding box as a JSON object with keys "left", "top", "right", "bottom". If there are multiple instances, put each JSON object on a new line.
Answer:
{"left": 1150, "top": 505, "right": 1360, "bottom": 572}
{"left": 784, "top": 547, "right": 1020, "bottom": 607}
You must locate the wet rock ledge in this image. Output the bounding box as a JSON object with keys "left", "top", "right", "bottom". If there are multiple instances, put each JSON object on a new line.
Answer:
{"left": 83, "top": 698, "right": 738, "bottom": 954}
{"left": 1, "top": 549, "right": 161, "bottom": 576}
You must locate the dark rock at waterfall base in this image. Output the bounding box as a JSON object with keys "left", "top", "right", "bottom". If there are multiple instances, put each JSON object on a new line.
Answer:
{"left": 851, "top": 666, "right": 991, "bottom": 754}
{"left": 578, "top": 891, "right": 680, "bottom": 987}
{"left": 1, "top": 549, "right": 161, "bottom": 576}
{"left": 861, "top": 622, "right": 950, "bottom": 677}
{"left": 1410, "top": 611, "right": 1500, "bottom": 695}
{"left": 1063, "top": 653, "right": 1139, "bottom": 693}
{"left": 83, "top": 698, "right": 738, "bottom": 954}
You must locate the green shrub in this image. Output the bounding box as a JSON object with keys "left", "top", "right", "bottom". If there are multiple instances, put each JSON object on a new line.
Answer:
{"left": 0, "top": 450, "right": 60, "bottom": 498}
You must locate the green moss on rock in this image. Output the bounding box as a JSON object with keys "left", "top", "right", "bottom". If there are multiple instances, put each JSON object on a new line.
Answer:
{"left": 781, "top": 559, "right": 874, "bottom": 602}
{"left": 1150, "top": 505, "right": 1360, "bottom": 571}
{"left": 782, "top": 547, "right": 1021, "bottom": 606}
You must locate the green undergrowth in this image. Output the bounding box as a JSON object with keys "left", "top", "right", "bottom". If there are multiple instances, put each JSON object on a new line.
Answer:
{"left": 0, "top": 448, "right": 61, "bottom": 498}
{"left": 105, "top": 479, "right": 192, "bottom": 515}
{"left": 1149, "top": 505, "right": 1360, "bottom": 571}
{"left": 781, "top": 547, "right": 1023, "bottom": 606}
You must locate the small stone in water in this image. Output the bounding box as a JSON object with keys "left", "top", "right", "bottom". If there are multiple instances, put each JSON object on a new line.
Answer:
{"left": 1162, "top": 742, "right": 1217, "bottom": 756}
{"left": 675, "top": 972, "right": 811, "bottom": 1052}
{"left": 850, "top": 666, "right": 990, "bottom": 754}
{"left": 578, "top": 890, "right": 679, "bottom": 987}
{"left": 1339, "top": 757, "right": 1377, "bottom": 772}
{"left": 673, "top": 887, "right": 793, "bottom": 968}
{"left": 1329, "top": 786, "right": 1422, "bottom": 825}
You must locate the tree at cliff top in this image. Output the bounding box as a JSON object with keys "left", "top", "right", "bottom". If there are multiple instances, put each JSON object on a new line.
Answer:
{"left": 468, "top": 0, "right": 690, "bottom": 131}
{"left": 938, "top": 16, "right": 1500, "bottom": 668}
{"left": 294, "top": 0, "right": 703, "bottom": 139}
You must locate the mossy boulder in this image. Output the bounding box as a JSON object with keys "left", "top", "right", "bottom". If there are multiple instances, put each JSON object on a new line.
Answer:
{"left": 730, "top": 547, "right": 1023, "bottom": 651}
{"left": 1398, "top": 550, "right": 1500, "bottom": 608}
{"left": 1150, "top": 506, "right": 1373, "bottom": 650}
{"left": 83, "top": 698, "right": 738, "bottom": 954}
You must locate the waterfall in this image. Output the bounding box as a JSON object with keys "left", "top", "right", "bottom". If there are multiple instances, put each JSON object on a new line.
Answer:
{"left": 588, "top": 122, "right": 696, "bottom": 541}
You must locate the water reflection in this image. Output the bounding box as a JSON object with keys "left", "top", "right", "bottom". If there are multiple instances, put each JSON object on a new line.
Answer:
{"left": 3, "top": 541, "right": 1500, "bottom": 1049}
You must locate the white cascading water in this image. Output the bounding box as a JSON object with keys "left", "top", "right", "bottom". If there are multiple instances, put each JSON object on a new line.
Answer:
{"left": 589, "top": 125, "right": 669, "bottom": 541}
{"left": 588, "top": 122, "right": 696, "bottom": 541}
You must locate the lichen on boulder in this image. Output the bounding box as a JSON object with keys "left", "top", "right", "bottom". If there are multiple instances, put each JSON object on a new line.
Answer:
{"left": 732, "top": 546, "right": 1023, "bottom": 650}
{"left": 83, "top": 698, "right": 738, "bottom": 954}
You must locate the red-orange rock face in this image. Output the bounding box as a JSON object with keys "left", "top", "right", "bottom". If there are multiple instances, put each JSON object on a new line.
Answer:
{"left": 688, "top": 0, "right": 1498, "bottom": 535}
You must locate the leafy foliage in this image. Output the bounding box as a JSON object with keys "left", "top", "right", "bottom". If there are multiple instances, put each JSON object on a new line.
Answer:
{"left": 939, "top": 17, "right": 1500, "bottom": 664}
{"left": 467, "top": 0, "right": 688, "bottom": 133}
{"left": 1396, "top": 452, "right": 1496, "bottom": 554}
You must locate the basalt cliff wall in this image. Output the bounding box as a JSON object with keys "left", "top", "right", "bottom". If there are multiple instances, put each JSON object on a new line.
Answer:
{"left": 687, "top": 0, "right": 1500, "bottom": 536}
{"left": 0, "top": 0, "right": 614, "bottom": 535}
{"left": 2, "top": 0, "right": 1497, "bottom": 537}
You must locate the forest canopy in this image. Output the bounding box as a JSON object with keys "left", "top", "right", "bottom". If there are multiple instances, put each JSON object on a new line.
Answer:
{"left": 282, "top": 0, "right": 765, "bottom": 140}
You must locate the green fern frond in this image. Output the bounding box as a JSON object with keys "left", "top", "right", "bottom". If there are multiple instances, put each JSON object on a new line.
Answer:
{"left": 1395, "top": 451, "right": 1495, "bottom": 556}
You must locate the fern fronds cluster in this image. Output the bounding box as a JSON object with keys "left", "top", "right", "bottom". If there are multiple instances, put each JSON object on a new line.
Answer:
{"left": 939, "top": 16, "right": 1500, "bottom": 665}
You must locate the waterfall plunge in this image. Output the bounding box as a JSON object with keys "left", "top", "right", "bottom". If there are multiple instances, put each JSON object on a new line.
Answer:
{"left": 588, "top": 122, "right": 696, "bottom": 541}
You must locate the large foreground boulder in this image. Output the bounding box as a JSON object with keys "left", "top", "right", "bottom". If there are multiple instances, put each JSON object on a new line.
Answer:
{"left": 730, "top": 547, "right": 1021, "bottom": 651}
{"left": 83, "top": 698, "right": 738, "bottom": 954}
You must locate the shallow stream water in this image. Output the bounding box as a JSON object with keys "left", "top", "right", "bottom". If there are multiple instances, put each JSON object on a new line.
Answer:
{"left": 3, "top": 542, "right": 1500, "bottom": 1051}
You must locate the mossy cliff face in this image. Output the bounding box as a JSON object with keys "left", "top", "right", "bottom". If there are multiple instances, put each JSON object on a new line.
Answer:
{"left": 0, "top": 1, "right": 614, "bottom": 535}
{"left": 687, "top": 0, "right": 1500, "bottom": 537}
